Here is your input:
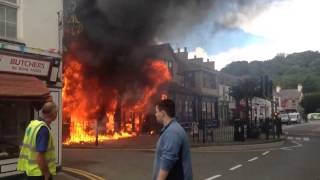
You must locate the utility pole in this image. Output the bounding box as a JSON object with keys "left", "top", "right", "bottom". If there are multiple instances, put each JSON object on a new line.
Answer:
{"left": 95, "top": 119, "right": 99, "bottom": 146}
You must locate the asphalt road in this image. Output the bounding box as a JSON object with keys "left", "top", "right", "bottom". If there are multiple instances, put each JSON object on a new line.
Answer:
{"left": 62, "top": 120, "right": 320, "bottom": 180}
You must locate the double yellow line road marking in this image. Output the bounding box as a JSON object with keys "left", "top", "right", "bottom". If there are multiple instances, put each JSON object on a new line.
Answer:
{"left": 62, "top": 167, "right": 105, "bottom": 180}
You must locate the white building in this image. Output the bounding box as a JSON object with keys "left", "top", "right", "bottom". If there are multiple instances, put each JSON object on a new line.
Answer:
{"left": 0, "top": 0, "right": 63, "bottom": 178}
{"left": 217, "top": 72, "right": 238, "bottom": 126}
{"left": 274, "top": 84, "right": 304, "bottom": 113}
{"left": 252, "top": 97, "right": 272, "bottom": 120}
{"left": 218, "top": 84, "right": 232, "bottom": 125}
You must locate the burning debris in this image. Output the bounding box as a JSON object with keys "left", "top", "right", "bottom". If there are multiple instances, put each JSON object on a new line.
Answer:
{"left": 62, "top": 52, "right": 171, "bottom": 144}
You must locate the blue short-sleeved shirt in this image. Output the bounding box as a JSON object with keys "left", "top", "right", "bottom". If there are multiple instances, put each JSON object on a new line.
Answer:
{"left": 153, "top": 118, "right": 193, "bottom": 180}
{"left": 35, "top": 119, "right": 50, "bottom": 153}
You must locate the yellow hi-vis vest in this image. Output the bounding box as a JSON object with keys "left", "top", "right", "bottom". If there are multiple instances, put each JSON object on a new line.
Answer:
{"left": 17, "top": 120, "right": 56, "bottom": 176}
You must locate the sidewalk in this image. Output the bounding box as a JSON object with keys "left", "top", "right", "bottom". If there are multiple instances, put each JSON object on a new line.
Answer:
{"left": 192, "top": 139, "right": 284, "bottom": 151}
{"left": 64, "top": 134, "right": 284, "bottom": 150}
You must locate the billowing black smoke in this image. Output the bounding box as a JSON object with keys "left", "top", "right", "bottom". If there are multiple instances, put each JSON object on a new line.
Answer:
{"left": 72, "top": 0, "right": 283, "bottom": 63}
{"left": 65, "top": 0, "right": 283, "bottom": 109}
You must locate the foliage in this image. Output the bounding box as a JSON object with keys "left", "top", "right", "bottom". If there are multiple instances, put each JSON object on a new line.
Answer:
{"left": 221, "top": 51, "right": 320, "bottom": 93}
{"left": 229, "top": 77, "right": 261, "bottom": 121}
{"left": 229, "top": 78, "right": 261, "bottom": 101}
{"left": 301, "top": 92, "right": 320, "bottom": 114}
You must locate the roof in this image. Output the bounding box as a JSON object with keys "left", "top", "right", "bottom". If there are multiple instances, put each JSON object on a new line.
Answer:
{"left": 176, "top": 58, "right": 217, "bottom": 74}
{"left": 279, "top": 89, "right": 302, "bottom": 99}
{"left": 147, "top": 43, "right": 218, "bottom": 75}
{"left": 146, "top": 43, "right": 176, "bottom": 61}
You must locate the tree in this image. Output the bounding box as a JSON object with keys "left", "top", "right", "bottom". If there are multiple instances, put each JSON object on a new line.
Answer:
{"left": 302, "top": 76, "right": 318, "bottom": 93}
{"left": 230, "top": 78, "right": 261, "bottom": 122}
{"left": 301, "top": 92, "right": 320, "bottom": 114}
{"left": 222, "top": 51, "right": 320, "bottom": 93}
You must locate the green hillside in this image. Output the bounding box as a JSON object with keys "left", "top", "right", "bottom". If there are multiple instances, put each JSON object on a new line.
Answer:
{"left": 221, "top": 51, "right": 320, "bottom": 93}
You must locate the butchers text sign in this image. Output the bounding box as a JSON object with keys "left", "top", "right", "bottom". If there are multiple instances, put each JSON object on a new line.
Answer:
{"left": 0, "top": 54, "right": 50, "bottom": 77}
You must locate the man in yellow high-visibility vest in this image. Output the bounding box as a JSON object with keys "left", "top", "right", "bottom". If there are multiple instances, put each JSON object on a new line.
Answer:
{"left": 18, "top": 102, "right": 58, "bottom": 180}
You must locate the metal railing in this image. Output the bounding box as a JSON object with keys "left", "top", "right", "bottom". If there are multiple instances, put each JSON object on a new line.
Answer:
{"left": 180, "top": 121, "right": 234, "bottom": 143}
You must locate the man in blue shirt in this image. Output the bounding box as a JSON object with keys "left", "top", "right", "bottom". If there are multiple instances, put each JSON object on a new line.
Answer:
{"left": 36, "top": 118, "right": 50, "bottom": 154}
{"left": 153, "top": 99, "right": 193, "bottom": 180}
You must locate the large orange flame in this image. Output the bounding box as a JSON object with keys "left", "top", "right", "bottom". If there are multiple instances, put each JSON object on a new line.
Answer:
{"left": 62, "top": 53, "right": 171, "bottom": 145}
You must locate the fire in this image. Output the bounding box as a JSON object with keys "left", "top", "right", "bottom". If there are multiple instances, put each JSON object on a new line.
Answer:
{"left": 62, "top": 53, "right": 171, "bottom": 145}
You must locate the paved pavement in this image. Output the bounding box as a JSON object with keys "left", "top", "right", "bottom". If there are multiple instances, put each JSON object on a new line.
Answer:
{"left": 54, "top": 172, "right": 78, "bottom": 180}
{"left": 4, "top": 172, "right": 78, "bottom": 180}
{"left": 60, "top": 120, "right": 320, "bottom": 180}
{"left": 212, "top": 121, "right": 320, "bottom": 180}
{"left": 65, "top": 132, "right": 282, "bottom": 150}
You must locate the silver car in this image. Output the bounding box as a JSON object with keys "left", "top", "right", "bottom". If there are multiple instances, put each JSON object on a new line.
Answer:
{"left": 280, "top": 113, "right": 290, "bottom": 124}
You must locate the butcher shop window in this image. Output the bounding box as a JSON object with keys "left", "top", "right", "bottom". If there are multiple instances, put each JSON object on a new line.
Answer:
{"left": 0, "top": 101, "right": 31, "bottom": 160}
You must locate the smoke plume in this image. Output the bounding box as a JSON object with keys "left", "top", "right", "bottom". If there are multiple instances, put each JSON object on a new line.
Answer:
{"left": 65, "top": 0, "right": 283, "bottom": 109}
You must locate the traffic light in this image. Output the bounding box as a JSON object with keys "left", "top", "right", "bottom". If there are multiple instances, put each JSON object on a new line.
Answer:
{"left": 260, "top": 76, "right": 265, "bottom": 97}
{"left": 260, "top": 75, "right": 273, "bottom": 98}
{"left": 268, "top": 80, "right": 273, "bottom": 98}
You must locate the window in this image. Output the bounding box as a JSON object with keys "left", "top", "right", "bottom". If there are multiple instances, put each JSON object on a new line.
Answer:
{"left": 185, "top": 101, "right": 188, "bottom": 113}
{"left": 0, "top": 101, "right": 31, "bottom": 160}
{"left": 184, "top": 72, "right": 195, "bottom": 88}
{"left": 202, "top": 101, "right": 206, "bottom": 112}
{"left": 187, "top": 100, "right": 193, "bottom": 121}
{"left": 168, "top": 61, "right": 173, "bottom": 69}
{"left": 203, "top": 72, "right": 217, "bottom": 89}
{"left": 207, "top": 102, "right": 212, "bottom": 114}
{"left": 0, "top": 1, "right": 17, "bottom": 40}
{"left": 211, "top": 102, "right": 215, "bottom": 118}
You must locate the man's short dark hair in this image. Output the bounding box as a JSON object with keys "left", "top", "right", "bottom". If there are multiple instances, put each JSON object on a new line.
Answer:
{"left": 156, "top": 99, "right": 175, "bottom": 117}
{"left": 41, "top": 102, "right": 57, "bottom": 115}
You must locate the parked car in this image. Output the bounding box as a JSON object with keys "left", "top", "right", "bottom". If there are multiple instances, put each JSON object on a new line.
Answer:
{"left": 288, "top": 112, "right": 301, "bottom": 124}
{"left": 279, "top": 113, "right": 290, "bottom": 124}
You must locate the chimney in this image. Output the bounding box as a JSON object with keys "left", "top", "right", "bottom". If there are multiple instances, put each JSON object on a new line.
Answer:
{"left": 194, "top": 55, "right": 196, "bottom": 59}
{"left": 276, "top": 86, "right": 281, "bottom": 93}
{"left": 175, "top": 47, "right": 188, "bottom": 60}
{"left": 297, "top": 84, "right": 303, "bottom": 92}
{"left": 207, "top": 58, "right": 209, "bottom": 62}
{"left": 211, "top": 61, "right": 215, "bottom": 70}
{"left": 184, "top": 47, "right": 187, "bottom": 53}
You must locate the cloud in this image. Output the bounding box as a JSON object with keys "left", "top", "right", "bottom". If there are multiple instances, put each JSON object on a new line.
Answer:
{"left": 188, "top": 47, "right": 209, "bottom": 59}
{"left": 212, "top": 0, "right": 320, "bottom": 70}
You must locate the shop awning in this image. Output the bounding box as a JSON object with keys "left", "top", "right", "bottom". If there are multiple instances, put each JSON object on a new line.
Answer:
{"left": 0, "top": 73, "right": 50, "bottom": 101}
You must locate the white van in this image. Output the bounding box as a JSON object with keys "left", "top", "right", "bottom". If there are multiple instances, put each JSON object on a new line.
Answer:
{"left": 288, "top": 112, "right": 301, "bottom": 124}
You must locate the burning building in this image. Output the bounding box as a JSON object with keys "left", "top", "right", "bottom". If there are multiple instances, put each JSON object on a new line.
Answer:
{"left": 63, "top": 0, "right": 222, "bottom": 144}
{"left": 62, "top": 49, "right": 172, "bottom": 144}
{"left": 62, "top": 0, "right": 176, "bottom": 145}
